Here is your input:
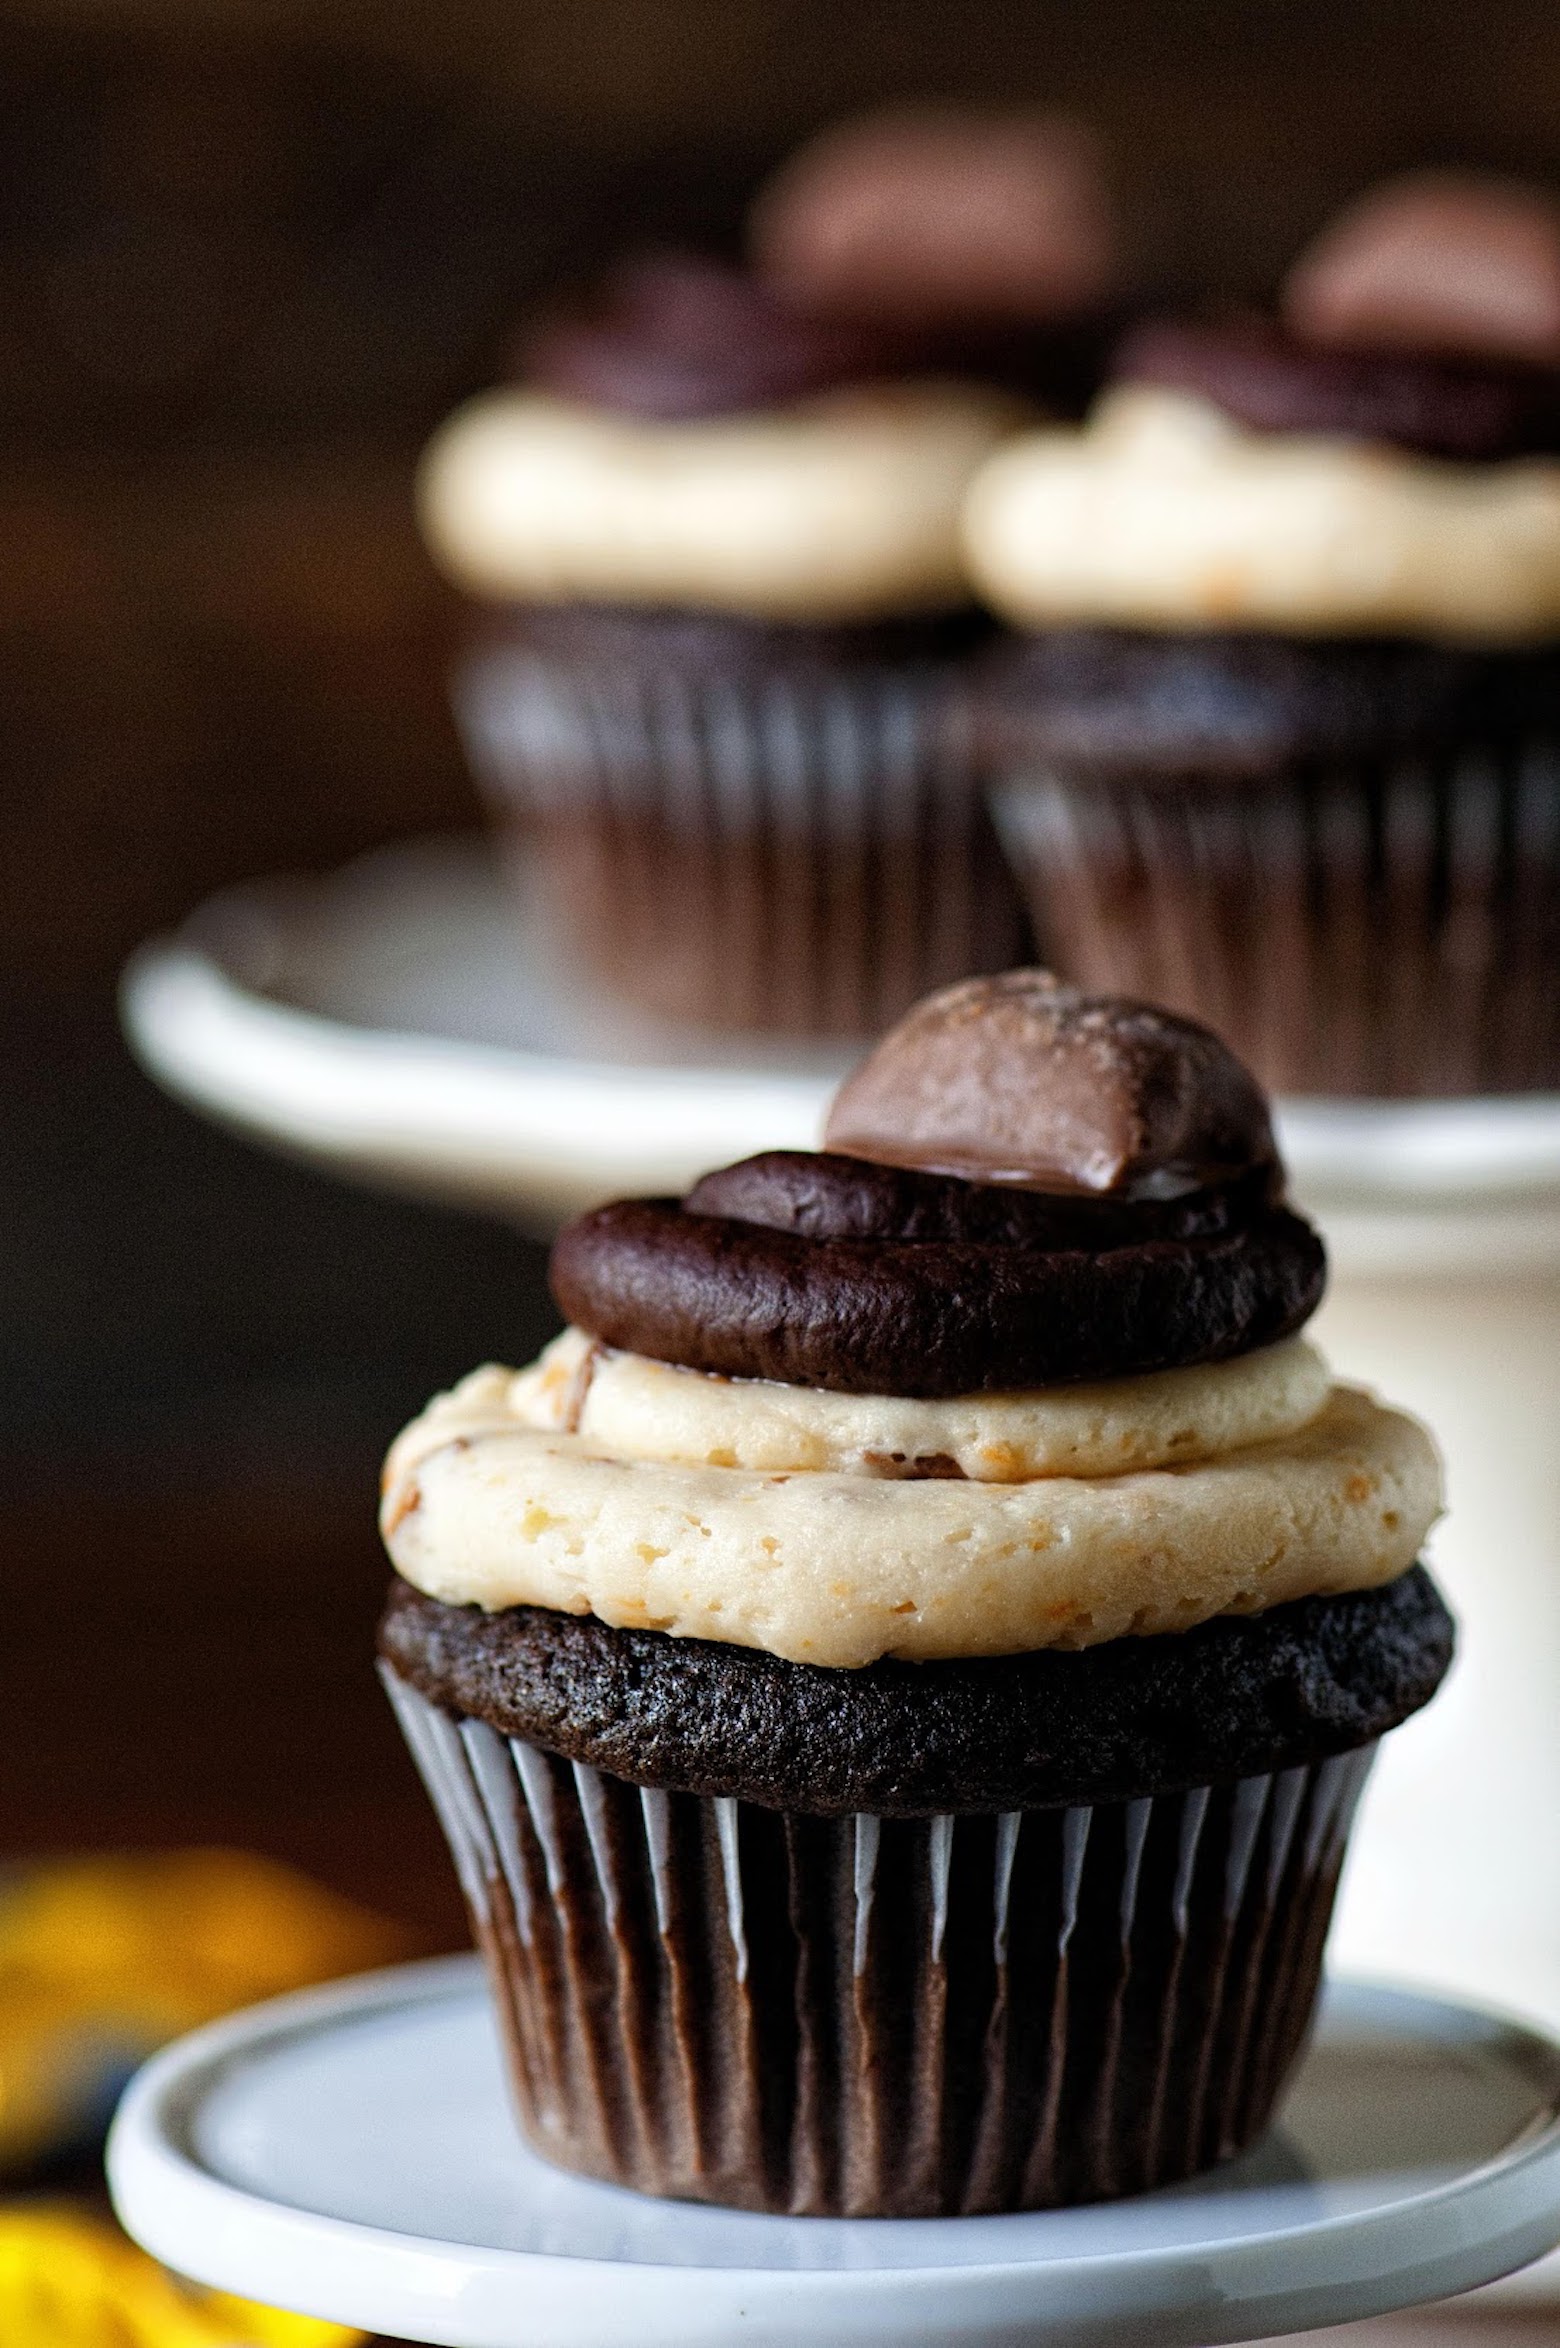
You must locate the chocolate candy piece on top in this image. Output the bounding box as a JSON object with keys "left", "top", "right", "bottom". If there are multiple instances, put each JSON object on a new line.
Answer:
{"left": 824, "top": 968, "right": 1276, "bottom": 1198}
{"left": 1285, "top": 170, "right": 1560, "bottom": 365}
{"left": 751, "top": 105, "right": 1117, "bottom": 328}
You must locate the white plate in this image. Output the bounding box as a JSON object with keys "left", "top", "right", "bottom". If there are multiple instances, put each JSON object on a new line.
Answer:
{"left": 120, "top": 835, "right": 1560, "bottom": 1257}
{"left": 107, "top": 1955, "right": 1560, "bottom": 2348}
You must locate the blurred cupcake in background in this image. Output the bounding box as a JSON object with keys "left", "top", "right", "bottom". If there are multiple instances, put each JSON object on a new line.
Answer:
{"left": 419, "top": 252, "right": 1031, "bottom": 1040}
{"left": 965, "top": 172, "right": 1560, "bottom": 1097}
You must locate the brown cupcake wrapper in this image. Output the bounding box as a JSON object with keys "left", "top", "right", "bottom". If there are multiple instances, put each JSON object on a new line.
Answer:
{"left": 456, "top": 642, "right": 1029, "bottom": 1038}
{"left": 988, "top": 739, "right": 1560, "bottom": 1096}
{"left": 382, "top": 1665, "right": 1373, "bottom": 2217}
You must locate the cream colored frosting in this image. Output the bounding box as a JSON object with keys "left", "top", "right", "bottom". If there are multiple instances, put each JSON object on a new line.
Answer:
{"left": 513, "top": 1327, "right": 1331, "bottom": 1480}
{"left": 417, "top": 383, "right": 1025, "bottom": 622}
{"left": 962, "top": 384, "right": 1560, "bottom": 641}
{"left": 381, "top": 1341, "right": 1440, "bottom": 1668}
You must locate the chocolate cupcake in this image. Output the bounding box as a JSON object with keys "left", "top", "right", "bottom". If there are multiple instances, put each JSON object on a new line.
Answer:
{"left": 964, "top": 175, "right": 1560, "bottom": 1096}
{"left": 377, "top": 972, "right": 1449, "bottom": 2214}
{"left": 418, "top": 253, "right": 1030, "bottom": 1037}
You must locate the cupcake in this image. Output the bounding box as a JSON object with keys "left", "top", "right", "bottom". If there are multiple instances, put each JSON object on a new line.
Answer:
{"left": 377, "top": 971, "right": 1449, "bottom": 2215}
{"left": 418, "top": 252, "right": 1030, "bottom": 1038}
{"left": 964, "top": 174, "right": 1560, "bottom": 1096}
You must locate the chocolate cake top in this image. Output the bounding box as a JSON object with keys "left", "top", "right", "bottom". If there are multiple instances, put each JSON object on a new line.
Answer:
{"left": 380, "top": 1565, "right": 1453, "bottom": 1813}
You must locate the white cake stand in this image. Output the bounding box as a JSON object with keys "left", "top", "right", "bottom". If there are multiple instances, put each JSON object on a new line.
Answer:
{"left": 107, "top": 1955, "right": 1560, "bottom": 2348}
{"left": 118, "top": 832, "right": 1560, "bottom": 1255}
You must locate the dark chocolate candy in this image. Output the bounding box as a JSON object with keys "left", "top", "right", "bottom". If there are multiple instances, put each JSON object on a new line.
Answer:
{"left": 823, "top": 970, "right": 1276, "bottom": 1195}
{"left": 517, "top": 250, "right": 912, "bottom": 421}
{"left": 379, "top": 1563, "right": 1453, "bottom": 1816}
{"left": 549, "top": 1186, "right": 1323, "bottom": 1395}
{"left": 552, "top": 966, "right": 1317, "bottom": 1391}
{"left": 1113, "top": 313, "right": 1560, "bottom": 462}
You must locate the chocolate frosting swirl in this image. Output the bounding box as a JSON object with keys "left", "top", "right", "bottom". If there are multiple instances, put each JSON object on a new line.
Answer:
{"left": 550, "top": 1154, "right": 1323, "bottom": 1397}
{"left": 551, "top": 979, "right": 1322, "bottom": 1398}
{"left": 1114, "top": 314, "right": 1560, "bottom": 462}
{"left": 686, "top": 1148, "right": 1274, "bottom": 1245}
{"left": 517, "top": 251, "right": 912, "bottom": 421}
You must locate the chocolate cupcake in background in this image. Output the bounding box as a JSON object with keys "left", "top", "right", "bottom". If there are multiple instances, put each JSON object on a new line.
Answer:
{"left": 964, "top": 174, "right": 1560, "bottom": 1097}
{"left": 417, "top": 253, "right": 1031, "bottom": 1039}
{"left": 377, "top": 972, "right": 1449, "bottom": 2215}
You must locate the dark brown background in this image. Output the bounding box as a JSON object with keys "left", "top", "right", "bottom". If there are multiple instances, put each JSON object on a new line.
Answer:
{"left": 7, "top": 0, "right": 1560, "bottom": 2060}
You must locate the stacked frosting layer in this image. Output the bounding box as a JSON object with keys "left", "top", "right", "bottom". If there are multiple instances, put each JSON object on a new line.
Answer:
{"left": 381, "top": 975, "right": 1442, "bottom": 1670}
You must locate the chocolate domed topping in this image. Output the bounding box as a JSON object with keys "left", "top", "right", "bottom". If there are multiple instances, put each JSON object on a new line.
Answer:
{"left": 517, "top": 250, "right": 908, "bottom": 421}
{"left": 1113, "top": 314, "right": 1560, "bottom": 463}
{"left": 824, "top": 970, "right": 1276, "bottom": 1197}
{"left": 1284, "top": 171, "right": 1560, "bottom": 365}
{"left": 751, "top": 106, "right": 1116, "bottom": 330}
{"left": 550, "top": 1185, "right": 1321, "bottom": 1396}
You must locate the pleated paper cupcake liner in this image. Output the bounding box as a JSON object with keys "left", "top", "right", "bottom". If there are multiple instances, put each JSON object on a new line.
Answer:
{"left": 382, "top": 1666, "right": 1373, "bottom": 2217}
{"left": 989, "top": 740, "right": 1560, "bottom": 1097}
{"left": 456, "top": 640, "right": 1029, "bottom": 1038}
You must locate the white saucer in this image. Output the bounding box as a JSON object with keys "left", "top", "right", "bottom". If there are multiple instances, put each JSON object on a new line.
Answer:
{"left": 107, "top": 1954, "right": 1560, "bottom": 2348}
{"left": 120, "top": 835, "right": 1560, "bottom": 1260}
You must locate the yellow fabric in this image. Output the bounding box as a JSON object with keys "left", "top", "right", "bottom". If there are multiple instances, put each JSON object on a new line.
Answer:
{"left": 0, "top": 2206, "right": 363, "bottom": 2346}
{"left": 0, "top": 1853, "right": 411, "bottom": 2168}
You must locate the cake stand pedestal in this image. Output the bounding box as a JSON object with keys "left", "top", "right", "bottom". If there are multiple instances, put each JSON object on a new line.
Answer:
{"left": 107, "top": 1954, "right": 1560, "bottom": 2348}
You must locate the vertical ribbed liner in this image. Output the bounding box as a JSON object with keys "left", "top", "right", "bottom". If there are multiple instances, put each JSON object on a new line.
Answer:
{"left": 989, "top": 741, "right": 1560, "bottom": 1096}
{"left": 382, "top": 1666, "right": 1373, "bottom": 2217}
{"left": 456, "top": 642, "right": 1028, "bottom": 1038}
